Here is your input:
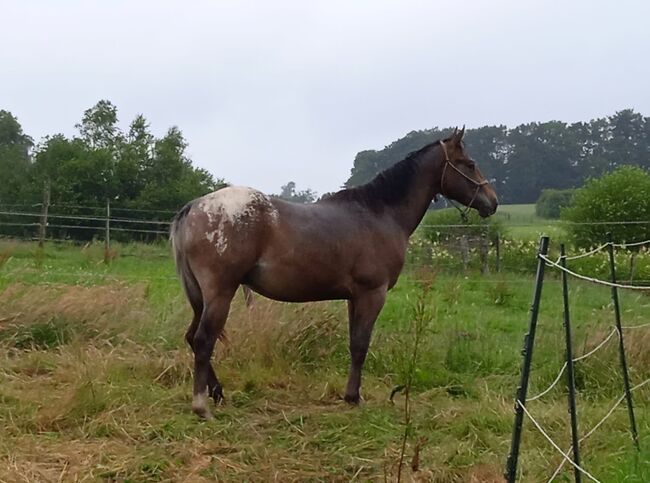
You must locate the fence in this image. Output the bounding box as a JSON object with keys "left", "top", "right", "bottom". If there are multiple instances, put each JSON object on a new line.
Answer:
{"left": 505, "top": 234, "right": 650, "bottom": 482}
{"left": 0, "top": 200, "right": 174, "bottom": 261}
{"left": 5, "top": 201, "right": 650, "bottom": 274}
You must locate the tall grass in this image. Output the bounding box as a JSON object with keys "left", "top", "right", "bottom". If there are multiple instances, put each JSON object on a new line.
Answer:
{"left": 0, "top": 240, "right": 648, "bottom": 481}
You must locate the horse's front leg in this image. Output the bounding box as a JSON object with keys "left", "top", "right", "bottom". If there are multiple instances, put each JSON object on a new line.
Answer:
{"left": 344, "top": 285, "right": 387, "bottom": 404}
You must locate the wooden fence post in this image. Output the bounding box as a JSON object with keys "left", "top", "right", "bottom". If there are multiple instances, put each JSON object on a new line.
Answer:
{"left": 104, "top": 198, "right": 111, "bottom": 264}
{"left": 460, "top": 235, "right": 469, "bottom": 271}
{"left": 495, "top": 232, "right": 501, "bottom": 273}
{"left": 480, "top": 232, "right": 489, "bottom": 275}
{"left": 38, "top": 180, "right": 50, "bottom": 248}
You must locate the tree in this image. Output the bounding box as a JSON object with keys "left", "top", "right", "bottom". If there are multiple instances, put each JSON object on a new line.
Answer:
{"left": 115, "top": 115, "right": 154, "bottom": 200}
{"left": 75, "top": 100, "right": 121, "bottom": 150}
{"left": 0, "top": 110, "right": 33, "bottom": 204}
{"left": 136, "top": 126, "right": 223, "bottom": 209}
{"left": 276, "top": 181, "right": 317, "bottom": 203}
{"left": 562, "top": 166, "right": 650, "bottom": 247}
{"left": 29, "top": 134, "right": 89, "bottom": 204}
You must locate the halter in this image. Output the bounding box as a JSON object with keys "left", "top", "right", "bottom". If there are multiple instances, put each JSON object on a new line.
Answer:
{"left": 439, "top": 140, "right": 488, "bottom": 222}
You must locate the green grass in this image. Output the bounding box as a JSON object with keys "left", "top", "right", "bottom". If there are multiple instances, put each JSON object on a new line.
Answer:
{"left": 0, "top": 240, "right": 648, "bottom": 481}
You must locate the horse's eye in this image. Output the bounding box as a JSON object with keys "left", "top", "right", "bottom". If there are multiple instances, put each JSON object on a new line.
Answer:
{"left": 468, "top": 161, "right": 476, "bottom": 171}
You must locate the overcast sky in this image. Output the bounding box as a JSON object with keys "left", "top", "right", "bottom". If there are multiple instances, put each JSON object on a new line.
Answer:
{"left": 2, "top": 0, "right": 649, "bottom": 195}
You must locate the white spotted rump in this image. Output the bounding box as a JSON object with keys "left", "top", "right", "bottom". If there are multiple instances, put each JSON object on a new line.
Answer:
{"left": 196, "top": 186, "right": 278, "bottom": 254}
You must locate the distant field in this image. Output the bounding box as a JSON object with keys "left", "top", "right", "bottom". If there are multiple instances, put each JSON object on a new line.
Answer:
{"left": 495, "top": 204, "right": 567, "bottom": 242}
{"left": 0, "top": 240, "right": 648, "bottom": 481}
{"left": 494, "top": 203, "right": 538, "bottom": 222}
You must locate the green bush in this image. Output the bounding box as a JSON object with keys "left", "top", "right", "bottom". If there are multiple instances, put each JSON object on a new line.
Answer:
{"left": 562, "top": 166, "right": 650, "bottom": 248}
{"left": 535, "top": 189, "right": 574, "bottom": 219}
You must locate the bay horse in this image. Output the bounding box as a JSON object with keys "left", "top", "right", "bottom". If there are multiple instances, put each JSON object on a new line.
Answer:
{"left": 170, "top": 127, "right": 498, "bottom": 419}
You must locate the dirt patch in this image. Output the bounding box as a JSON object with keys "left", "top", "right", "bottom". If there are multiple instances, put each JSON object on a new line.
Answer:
{"left": 464, "top": 463, "right": 504, "bottom": 482}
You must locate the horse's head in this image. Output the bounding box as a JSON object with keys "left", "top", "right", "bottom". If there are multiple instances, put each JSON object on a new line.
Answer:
{"left": 438, "top": 127, "right": 498, "bottom": 218}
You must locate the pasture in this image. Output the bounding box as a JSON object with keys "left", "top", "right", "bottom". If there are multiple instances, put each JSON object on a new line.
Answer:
{"left": 493, "top": 204, "right": 566, "bottom": 242}
{"left": 0, "top": 237, "right": 649, "bottom": 482}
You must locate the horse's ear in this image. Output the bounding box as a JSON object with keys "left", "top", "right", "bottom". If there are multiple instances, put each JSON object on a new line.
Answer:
{"left": 450, "top": 126, "right": 463, "bottom": 146}
{"left": 449, "top": 125, "right": 466, "bottom": 146}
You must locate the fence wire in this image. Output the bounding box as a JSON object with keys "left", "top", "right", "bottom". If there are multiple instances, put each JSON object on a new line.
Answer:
{"left": 517, "top": 400, "right": 603, "bottom": 483}
{"left": 541, "top": 254, "right": 650, "bottom": 290}
{"left": 546, "top": 377, "right": 650, "bottom": 482}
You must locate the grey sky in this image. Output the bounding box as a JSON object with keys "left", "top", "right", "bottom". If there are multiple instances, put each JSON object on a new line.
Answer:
{"left": 2, "top": 0, "right": 649, "bottom": 195}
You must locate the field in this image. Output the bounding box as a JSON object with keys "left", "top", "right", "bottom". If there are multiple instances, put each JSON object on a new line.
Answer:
{"left": 0, "top": 229, "right": 649, "bottom": 481}
{"left": 493, "top": 204, "right": 566, "bottom": 242}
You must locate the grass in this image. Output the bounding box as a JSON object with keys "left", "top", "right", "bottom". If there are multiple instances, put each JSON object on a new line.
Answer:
{"left": 0, "top": 240, "right": 648, "bottom": 481}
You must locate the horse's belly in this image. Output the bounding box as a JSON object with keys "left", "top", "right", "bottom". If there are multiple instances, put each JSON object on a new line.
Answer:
{"left": 243, "top": 260, "right": 352, "bottom": 302}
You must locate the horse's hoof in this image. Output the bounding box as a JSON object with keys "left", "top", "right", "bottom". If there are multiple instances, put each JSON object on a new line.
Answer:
{"left": 192, "top": 391, "right": 214, "bottom": 420}
{"left": 193, "top": 407, "right": 214, "bottom": 420}
{"left": 210, "top": 385, "right": 224, "bottom": 405}
{"left": 344, "top": 394, "right": 361, "bottom": 405}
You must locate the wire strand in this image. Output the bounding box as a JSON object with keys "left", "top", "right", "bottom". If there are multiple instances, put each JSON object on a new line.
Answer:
{"left": 517, "top": 400, "right": 602, "bottom": 483}
{"left": 540, "top": 254, "right": 650, "bottom": 290}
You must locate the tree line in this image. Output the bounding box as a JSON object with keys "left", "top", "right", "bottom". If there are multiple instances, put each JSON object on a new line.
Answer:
{"left": 0, "top": 100, "right": 223, "bottom": 214}
{"left": 345, "top": 109, "right": 650, "bottom": 204}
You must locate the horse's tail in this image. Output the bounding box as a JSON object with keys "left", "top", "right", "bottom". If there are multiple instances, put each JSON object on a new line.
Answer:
{"left": 170, "top": 202, "right": 202, "bottom": 306}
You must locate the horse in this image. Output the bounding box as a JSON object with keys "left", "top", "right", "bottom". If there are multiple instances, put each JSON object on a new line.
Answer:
{"left": 170, "top": 127, "right": 498, "bottom": 419}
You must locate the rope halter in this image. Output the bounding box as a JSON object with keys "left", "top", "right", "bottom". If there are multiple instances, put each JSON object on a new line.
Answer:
{"left": 439, "top": 140, "right": 488, "bottom": 222}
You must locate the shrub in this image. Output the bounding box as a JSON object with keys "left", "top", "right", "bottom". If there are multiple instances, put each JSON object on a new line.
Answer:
{"left": 562, "top": 166, "right": 650, "bottom": 248}
{"left": 535, "top": 189, "right": 574, "bottom": 219}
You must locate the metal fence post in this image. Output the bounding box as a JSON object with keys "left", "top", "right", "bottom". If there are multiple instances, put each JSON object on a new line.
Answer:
{"left": 505, "top": 235, "right": 549, "bottom": 482}
{"left": 560, "top": 244, "right": 582, "bottom": 483}
{"left": 606, "top": 232, "right": 640, "bottom": 451}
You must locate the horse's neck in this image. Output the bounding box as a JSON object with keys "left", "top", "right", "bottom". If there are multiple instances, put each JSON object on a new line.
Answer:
{"left": 388, "top": 152, "right": 442, "bottom": 235}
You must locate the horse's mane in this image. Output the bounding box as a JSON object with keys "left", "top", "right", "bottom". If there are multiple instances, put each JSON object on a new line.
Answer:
{"left": 321, "top": 140, "right": 441, "bottom": 209}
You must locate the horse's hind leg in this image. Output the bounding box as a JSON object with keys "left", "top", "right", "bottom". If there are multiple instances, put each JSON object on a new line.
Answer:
{"left": 191, "top": 288, "right": 235, "bottom": 420}
{"left": 184, "top": 299, "right": 223, "bottom": 404}
{"left": 344, "top": 286, "right": 387, "bottom": 404}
